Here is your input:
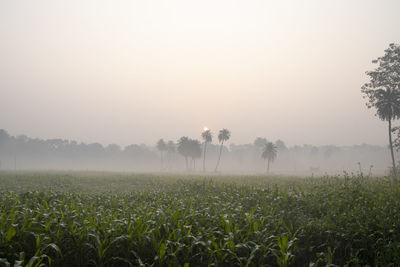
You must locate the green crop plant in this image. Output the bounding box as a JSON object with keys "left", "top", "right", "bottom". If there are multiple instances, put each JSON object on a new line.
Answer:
{"left": 0, "top": 171, "right": 399, "bottom": 266}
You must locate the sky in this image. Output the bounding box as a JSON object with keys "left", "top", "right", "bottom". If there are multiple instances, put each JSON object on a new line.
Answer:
{"left": 0, "top": 0, "right": 399, "bottom": 147}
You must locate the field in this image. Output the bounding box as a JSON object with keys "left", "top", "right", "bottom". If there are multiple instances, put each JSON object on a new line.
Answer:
{"left": 0, "top": 172, "right": 399, "bottom": 266}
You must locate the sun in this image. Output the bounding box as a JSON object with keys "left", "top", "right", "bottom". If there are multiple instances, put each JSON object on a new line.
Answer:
{"left": 203, "top": 127, "right": 209, "bottom": 132}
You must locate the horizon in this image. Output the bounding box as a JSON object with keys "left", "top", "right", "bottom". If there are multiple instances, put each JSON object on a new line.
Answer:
{"left": 0, "top": 127, "right": 389, "bottom": 149}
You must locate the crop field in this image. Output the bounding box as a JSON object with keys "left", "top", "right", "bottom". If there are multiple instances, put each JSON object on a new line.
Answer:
{"left": 0, "top": 172, "right": 399, "bottom": 266}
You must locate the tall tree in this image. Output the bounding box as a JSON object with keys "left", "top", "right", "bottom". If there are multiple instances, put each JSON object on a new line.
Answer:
{"left": 156, "top": 139, "right": 167, "bottom": 169}
{"left": 362, "top": 43, "right": 400, "bottom": 177}
{"left": 178, "top": 137, "right": 202, "bottom": 171}
{"left": 166, "top": 140, "right": 176, "bottom": 169}
{"left": 261, "top": 142, "right": 277, "bottom": 173}
{"left": 188, "top": 139, "right": 202, "bottom": 171}
{"left": 167, "top": 140, "right": 176, "bottom": 154}
{"left": 201, "top": 129, "right": 212, "bottom": 172}
{"left": 214, "top": 129, "right": 231, "bottom": 172}
{"left": 177, "top": 137, "right": 190, "bottom": 170}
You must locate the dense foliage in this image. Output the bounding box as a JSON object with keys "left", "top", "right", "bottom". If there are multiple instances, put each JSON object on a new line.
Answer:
{"left": 0, "top": 172, "right": 399, "bottom": 266}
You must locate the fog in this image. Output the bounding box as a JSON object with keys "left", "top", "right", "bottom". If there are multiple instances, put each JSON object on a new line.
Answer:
{"left": 0, "top": 129, "right": 390, "bottom": 176}
{"left": 0, "top": 1, "right": 399, "bottom": 174}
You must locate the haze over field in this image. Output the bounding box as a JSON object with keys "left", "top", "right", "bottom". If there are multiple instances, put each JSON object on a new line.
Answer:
{"left": 2, "top": 3, "right": 400, "bottom": 265}
{"left": 1, "top": 0, "right": 399, "bottom": 148}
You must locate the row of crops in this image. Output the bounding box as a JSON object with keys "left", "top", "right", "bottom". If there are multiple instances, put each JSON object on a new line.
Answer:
{"left": 0, "top": 171, "right": 399, "bottom": 266}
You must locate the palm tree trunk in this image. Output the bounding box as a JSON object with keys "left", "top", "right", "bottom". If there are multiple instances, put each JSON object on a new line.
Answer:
{"left": 185, "top": 156, "right": 188, "bottom": 171}
{"left": 267, "top": 159, "right": 270, "bottom": 173}
{"left": 214, "top": 141, "right": 224, "bottom": 172}
{"left": 389, "top": 119, "right": 397, "bottom": 177}
{"left": 203, "top": 142, "right": 207, "bottom": 172}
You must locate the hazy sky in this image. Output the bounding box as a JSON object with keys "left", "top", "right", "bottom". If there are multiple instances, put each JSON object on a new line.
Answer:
{"left": 1, "top": 0, "right": 399, "bottom": 147}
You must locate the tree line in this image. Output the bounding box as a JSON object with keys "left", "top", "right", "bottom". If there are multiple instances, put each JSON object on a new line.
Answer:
{"left": 156, "top": 128, "right": 232, "bottom": 172}
{"left": 156, "top": 128, "right": 279, "bottom": 173}
{"left": 0, "top": 128, "right": 391, "bottom": 173}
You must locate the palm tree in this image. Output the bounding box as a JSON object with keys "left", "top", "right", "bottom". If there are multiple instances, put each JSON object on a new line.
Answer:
{"left": 167, "top": 140, "right": 176, "bottom": 154}
{"left": 156, "top": 139, "right": 167, "bottom": 169}
{"left": 177, "top": 137, "right": 190, "bottom": 170}
{"left": 362, "top": 43, "right": 400, "bottom": 177}
{"left": 166, "top": 140, "right": 176, "bottom": 170}
{"left": 261, "top": 142, "right": 277, "bottom": 173}
{"left": 214, "top": 129, "right": 231, "bottom": 172}
{"left": 201, "top": 129, "right": 212, "bottom": 172}
{"left": 188, "top": 139, "right": 202, "bottom": 171}
{"left": 373, "top": 88, "right": 400, "bottom": 176}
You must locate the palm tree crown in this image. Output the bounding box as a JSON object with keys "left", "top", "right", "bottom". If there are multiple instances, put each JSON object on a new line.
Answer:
{"left": 261, "top": 142, "right": 277, "bottom": 173}
{"left": 218, "top": 129, "right": 231, "bottom": 143}
{"left": 374, "top": 88, "right": 400, "bottom": 121}
{"left": 156, "top": 139, "right": 168, "bottom": 170}
{"left": 201, "top": 130, "right": 212, "bottom": 172}
{"left": 214, "top": 128, "right": 231, "bottom": 172}
{"left": 201, "top": 130, "right": 212, "bottom": 143}
{"left": 262, "top": 142, "right": 277, "bottom": 161}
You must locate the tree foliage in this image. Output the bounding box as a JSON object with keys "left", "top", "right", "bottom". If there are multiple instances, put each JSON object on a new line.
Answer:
{"left": 215, "top": 129, "right": 231, "bottom": 172}
{"left": 201, "top": 130, "right": 213, "bottom": 172}
{"left": 262, "top": 142, "right": 277, "bottom": 162}
{"left": 253, "top": 137, "right": 267, "bottom": 149}
{"left": 201, "top": 130, "right": 212, "bottom": 143}
{"left": 362, "top": 43, "right": 400, "bottom": 106}
{"left": 218, "top": 129, "right": 231, "bottom": 144}
{"left": 262, "top": 142, "right": 277, "bottom": 173}
{"left": 156, "top": 139, "right": 167, "bottom": 152}
{"left": 361, "top": 43, "right": 400, "bottom": 177}
{"left": 177, "top": 136, "right": 202, "bottom": 170}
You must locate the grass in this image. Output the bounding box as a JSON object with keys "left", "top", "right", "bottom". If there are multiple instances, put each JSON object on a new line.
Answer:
{"left": 0, "top": 171, "right": 399, "bottom": 266}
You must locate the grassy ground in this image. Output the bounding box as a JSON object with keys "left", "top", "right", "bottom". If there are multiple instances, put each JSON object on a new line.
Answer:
{"left": 0, "top": 171, "right": 399, "bottom": 266}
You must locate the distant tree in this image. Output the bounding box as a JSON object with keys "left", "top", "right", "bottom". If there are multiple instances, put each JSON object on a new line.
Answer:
{"left": 275, "top": 139, "right": 287, "bottom": 151}
{"left": 166, "top": 140, "right": 176, "bottom": 169}
{"left": 0, "top": 129, "right": 10, "bottom": 152}
{"left": 323, "top": 145, "right": 339, "bottom": 160}
{"left": 106, "top": 144, "right": 121, "bottom": 154}
{"left": 177, "top": 137, "right": 190, "bottom": 170}
{"left": 156, "top": 139, "right": 168, "bottom": 169}
{"left": 261, "top": 142, "right": 277, "bottom": 173}
{"left": 167, "top": 140, "right": 176, "bottom": 153}
{"left": 361, "top": 43, "right": 400, "bottom": 177}
{"left": 253, "top": 137, "right": 267, "bottom": 149}
{"left": 125, "top": 144, "right": 144, "bottom": 156}
{"left": 214, "top": 129, "right": 231, "bottom": 172}
{"left": 86, "top": 143, "right": 104, "bottom": 155}
{"left": 188, "top": 139, "right": 202, "bottom": 171}
{"left": 201, "top": 129, "right": 212, "bottom": 172}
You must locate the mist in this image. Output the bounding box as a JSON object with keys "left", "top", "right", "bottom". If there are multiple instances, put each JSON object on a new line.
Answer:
{"left": 0, "top": 129, "right": 390, "bottom": 176}
{"left": 2, "top": 2, "right": 400, "bottom": 266}
{"left": 0, "top": 1, "right": 399, "bottom": 174}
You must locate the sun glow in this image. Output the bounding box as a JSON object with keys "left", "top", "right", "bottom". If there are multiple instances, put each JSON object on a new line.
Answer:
{"left": 203, "top": 127, "right": 209, "bottom": 132}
